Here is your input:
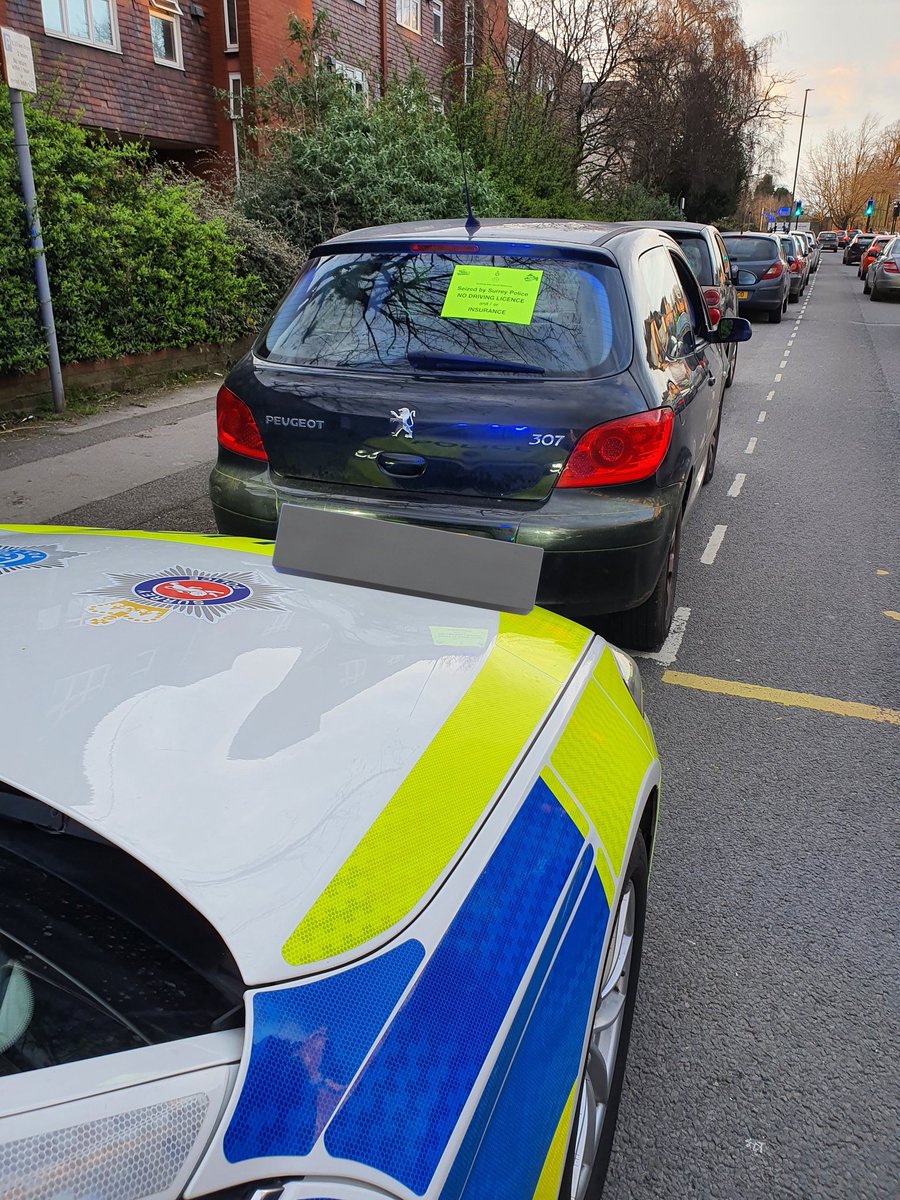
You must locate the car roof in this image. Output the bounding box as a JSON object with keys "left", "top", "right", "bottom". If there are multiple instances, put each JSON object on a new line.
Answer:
{"left": 618, "top": 220, "right": 714, "bottom": 235}
{"left": 720, "top": 230, "right": 780, "bottom": 239}
{"left": 319, "top": 217, "right": 627, "bottom": 252}
{"left": 0, "top": 526, "right": 590, "bottom": 986}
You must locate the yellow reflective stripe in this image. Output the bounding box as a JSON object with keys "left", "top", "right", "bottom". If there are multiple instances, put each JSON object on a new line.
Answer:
{"left": 594, "top": 843, "right": 616, "bottom": 906}
{"left": 532, "top": 1080, "right": 578, "bottom": 1200}
{"left": 540, "top": 767, "right": 589, "bottom": 838}
{"left": 282, "top": 611, "right": 590, "bottom": 965}
{"left": 550, "top": 679, "right": 652, "bottom": 875}
{"left": 593, "top": 646, "right": 655, "bottom": 752}
{"left": 0, "top": 524, "right": 275, "bottom": 558}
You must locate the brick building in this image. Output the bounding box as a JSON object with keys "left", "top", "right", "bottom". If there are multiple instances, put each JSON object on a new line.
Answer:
{"left": 0, "top": 0, "right": 575, "bottom": 168}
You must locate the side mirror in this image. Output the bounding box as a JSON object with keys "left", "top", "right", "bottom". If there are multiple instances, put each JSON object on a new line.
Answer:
{"left": 708, "top": 316, "right": 752, "bottom": 345}
{"left": 787, "top": 256, "right": 796, "bottom": 266}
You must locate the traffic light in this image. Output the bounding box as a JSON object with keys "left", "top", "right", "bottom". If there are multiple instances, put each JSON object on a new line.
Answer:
{"left": 794, "top": 200, "right": 803, "bottom": 218}
{"left": 865, "top": 198, "right": 875, "bottom": 217}
{"left": 893, "top": 200, "right": 900, "bottom": 219}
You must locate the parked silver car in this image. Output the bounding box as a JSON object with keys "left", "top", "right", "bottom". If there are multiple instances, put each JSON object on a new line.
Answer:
{"left": 865, "top": 236, "right": 900, "bottom": 300}
{"left": 799, "top": 232, "right": 820, "bottom": 272}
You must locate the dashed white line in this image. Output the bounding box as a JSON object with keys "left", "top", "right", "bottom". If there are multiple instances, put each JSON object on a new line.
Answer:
{"left": 774, "top": 372, "right": 783, "bottom": 382}
{"left": 766, "top": 390, "right": 775, "bottom": 403}
{"left": 758, "top": 410, "right": 767, "bottom": 423}
{"left": 745, "top": 437, "right": 758, "bottom": 454}
{"left": 701, "top": 525, "right": 728, "bottom": 565}
{"left": 783, "top": 349, "right": 791, "bottom": 356}
{"left": 634, "top": 606, "right": 692, "bottom": 667}
{"left": 727, "top": 473, "right": 746, "bottom": 497}
{"left": 779, "top": 359, "right": 788, "bottom": 368}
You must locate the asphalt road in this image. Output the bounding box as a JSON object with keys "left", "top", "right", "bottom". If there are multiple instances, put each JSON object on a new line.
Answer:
{"left": 1, "top": 255, "right": 897, "bottom": 1199}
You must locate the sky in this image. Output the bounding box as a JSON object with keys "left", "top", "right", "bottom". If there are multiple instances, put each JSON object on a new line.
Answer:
{"left": 739, "top": 0, "right": 900, "bottom": 193}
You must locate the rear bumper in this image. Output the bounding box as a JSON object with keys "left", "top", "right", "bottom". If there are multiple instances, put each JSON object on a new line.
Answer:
{"left": 873, "top": 271, "right": 900, "bottom": 293}
{"left": 210, "top": 456, "right": 682, "bottom": 615}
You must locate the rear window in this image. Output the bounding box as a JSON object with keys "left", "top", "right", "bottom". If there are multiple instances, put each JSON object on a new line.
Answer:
{"left": 722, "top": 236, "right": 778, "bottom": 262}
{"left": 260, "top": 250, "right": 633, "bottom": 380}
{"left": 669, "top": 233, "right": 714, "bottom": 284}
{"left": 0, "top": 789, "right": 242, "bottom": 1076}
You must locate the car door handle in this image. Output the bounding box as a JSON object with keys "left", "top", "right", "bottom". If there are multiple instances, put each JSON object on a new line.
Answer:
{"left": 376, "top": 451, "right": 427, "bottom": 477}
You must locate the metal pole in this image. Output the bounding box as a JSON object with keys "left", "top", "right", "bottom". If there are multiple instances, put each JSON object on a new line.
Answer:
{"left": 9, "top": 88, "right": 65, "bottom": 412}
{"left": 790, "top": 88, "right": 812, "bottom": 231}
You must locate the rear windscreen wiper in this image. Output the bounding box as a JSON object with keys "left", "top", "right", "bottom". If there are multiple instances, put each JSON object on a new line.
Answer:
{"left": 407, "top": 353, "right": 545, "bottom": 375}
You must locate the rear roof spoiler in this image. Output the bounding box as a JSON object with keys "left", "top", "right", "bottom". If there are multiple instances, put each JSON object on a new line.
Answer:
{"left": 273, "top": 505, "right": 544, "bottom": 615}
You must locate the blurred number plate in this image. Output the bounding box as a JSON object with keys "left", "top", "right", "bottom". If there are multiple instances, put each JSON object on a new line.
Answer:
{"left": 736, "top": 290, "right": 749, "bottom": 299}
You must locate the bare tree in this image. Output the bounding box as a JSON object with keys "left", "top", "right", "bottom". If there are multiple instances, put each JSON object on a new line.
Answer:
{"left": 803, "top": 115, "right": 900, "bottom": 229}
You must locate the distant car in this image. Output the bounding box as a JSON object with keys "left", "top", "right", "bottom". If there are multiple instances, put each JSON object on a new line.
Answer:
{"left": 0, "top": 520, "right": 662, "bottom": 1200}
{"left": 211, "top": 218, "right": 750, "bottom": 651}
{"left": 858, "top": 234, "right": 892, "bottom": 278}
{"left": 800, "top": 232, "right": 820, "bottom": 272}
{"left": 720, "top": 231, "right": 790, "bottom": 323}
{"left": 843, "top": 233, "right": 876, "bottom": 265}
{"left": 622, "top": 220, "right": 740, "bottom": 386}
{"left": 789, "top": 233, "right": 812, "bottom": 287}
{"left": 865, "top": 236, "right": 900, "bottom": 299}
{"left": 818, "top": 231, "right": 839, "bottom": 251}
{"left": 837, "top": 230, "right": 851, "bottom": 248}
{"left": 775, "top": 234, "right": 805, "bottom": 301}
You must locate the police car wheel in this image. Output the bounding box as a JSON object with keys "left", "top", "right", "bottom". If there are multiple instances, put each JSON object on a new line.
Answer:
{"left": 560, "top": 833, "right": 649, "bottom": 1200}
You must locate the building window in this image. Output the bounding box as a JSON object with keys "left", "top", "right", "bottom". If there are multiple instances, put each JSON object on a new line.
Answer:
{"left": 41, "top": 0, "right": 120, "bottom": 51}
{"left": 149, "top": 0, "right": 183, "bottom": 69}
{"left": 333, "top": 60, "right": 369, "bottom": 98}
{"left": 396, "top": 0, "right": 420, "bottom": 34}
{"left": 228, "top": 73, "right": 243, "bottom": 119}
{"left": 431, "top": 0, "right": 443, "bottom": 43}
{"left": 223, "top": 0, "right": 238, "bottom": 49}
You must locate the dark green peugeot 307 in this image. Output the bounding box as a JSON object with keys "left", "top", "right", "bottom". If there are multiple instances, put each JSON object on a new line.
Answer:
{"left": 210, "top": 219, "right": 749, "bottom": 649}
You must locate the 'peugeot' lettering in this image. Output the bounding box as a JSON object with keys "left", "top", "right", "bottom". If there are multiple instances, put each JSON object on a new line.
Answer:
{"left": 264, "top": 416, "right": 325, "bottom": 429}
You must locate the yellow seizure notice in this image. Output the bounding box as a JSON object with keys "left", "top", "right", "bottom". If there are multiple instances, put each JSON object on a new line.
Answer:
{"left": 441, "top": 264, "right": 543, "bottom": 325}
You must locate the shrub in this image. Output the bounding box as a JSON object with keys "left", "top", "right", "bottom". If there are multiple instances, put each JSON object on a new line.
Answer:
{"left": 0, "top": 90, "right": 269, "bottom": 376}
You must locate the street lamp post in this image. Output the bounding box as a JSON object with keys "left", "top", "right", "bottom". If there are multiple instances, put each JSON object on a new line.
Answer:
{"left": 790, "top": 88, "right": 813, "bottom": 231}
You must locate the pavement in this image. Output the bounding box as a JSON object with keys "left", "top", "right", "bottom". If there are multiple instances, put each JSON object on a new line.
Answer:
{"left": 1, "top": 257, "right": 898, "bottom": 1199}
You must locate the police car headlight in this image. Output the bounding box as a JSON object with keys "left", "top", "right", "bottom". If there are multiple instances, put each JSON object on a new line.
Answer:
{"left": 609, "top": 646, "right": 644, "bottom": 716}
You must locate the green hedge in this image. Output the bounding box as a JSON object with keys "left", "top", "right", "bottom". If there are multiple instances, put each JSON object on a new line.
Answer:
{"left": 0, "top": 92, "right": 272, "bottom": 376}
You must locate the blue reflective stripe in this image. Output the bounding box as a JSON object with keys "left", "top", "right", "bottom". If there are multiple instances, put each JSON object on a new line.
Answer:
{"left": 324, "top": 777, "right": 584, "bottom": 1193}
{"left": 459, "top": 870, "right": 609, "bottom": 1200}
{"left": 223, "top": 940, "right": 424, "bottom": 1163}
{"left": 440, "top": 844, "right": 595, "bottom": 1200}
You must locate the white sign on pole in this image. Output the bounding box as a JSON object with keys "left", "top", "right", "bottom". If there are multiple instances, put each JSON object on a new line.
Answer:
{"left": 1, "top": 27, "right": 37, "bottom": 94}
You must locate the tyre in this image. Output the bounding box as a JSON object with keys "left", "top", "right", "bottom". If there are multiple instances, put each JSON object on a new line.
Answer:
{"left": 768, "top": 305, "right": 782, "bottom": 324}
{"left": 863, "top": 277, "right": 871, "bottom": 294}
{"left": 600, "top": 516, "right": 681, "bottom": 653}
{"left": 724, "top": 344, "right": 737, "bottom": 386}
{"left": 788, "top": 291, "right": 798, "bottom": 303}
{"left": 702, "top": 404, "right": 722, "bottom": 485}
{"left": 558, "top": 833, "right": 649, "bottom": 1200}
{"left": 870, "top": 285, "right": 882, "bottom": 302}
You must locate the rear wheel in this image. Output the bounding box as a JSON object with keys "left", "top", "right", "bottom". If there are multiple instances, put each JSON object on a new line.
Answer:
{"left": 724, "top": 343, "right": 737, "bottom": 386}
{"left": 559, "top": 834, "right": 649, "bottom": 1200}
{"left": 863, "top": 277, "right": 871, "bottom": 294}
{"left": 702, "top": 404, "right": 722, "bottom": 485}
{"left": 768, "top": 304, "right": 783, "bottom": 324}
{"left": 600, "top": 516, "right": 681, "bottom": 653}
{"left": 870, "top": 284, "right": 882, "bottom": 302}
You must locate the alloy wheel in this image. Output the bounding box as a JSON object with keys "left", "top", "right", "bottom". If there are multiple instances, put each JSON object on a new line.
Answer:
{"left": 569, "top": 883, "right": 636, "bottom": 1200}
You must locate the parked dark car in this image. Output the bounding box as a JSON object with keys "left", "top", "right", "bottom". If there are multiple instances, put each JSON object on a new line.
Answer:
{"left": 623, "top": 221, "right": 740, "bottom": 387}
{"left": 210, "top": 219, "right": 750, "bottom": 650}
{"left": 720, "top": 232, "right": 790, "bottom": 322}
{"left": 844, "top": 233, "right": 876, "bottom": 265}
{"left": 818, "top": 231, "right": 839, "bottom": 251}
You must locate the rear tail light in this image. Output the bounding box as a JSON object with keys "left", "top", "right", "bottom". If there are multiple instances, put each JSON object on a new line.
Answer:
{"left": 759, "top": 261, "right": 784, "bottom": 280}
{"left": 702, "top": 287, "right": 721, "bottom": 308}
{"left": 883, "top": 260, "right": 900, "bottom": 273}
{"left": 216, "top": 385, "right": 268, "bottom": 461}
{"left": 790, "top": 260, "right": 800, "bottom": 273}
{"left": 557, "top": 409, "right": 674, "bottom": 488}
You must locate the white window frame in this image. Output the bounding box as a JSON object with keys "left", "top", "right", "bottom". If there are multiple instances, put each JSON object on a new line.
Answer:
{"left": 149, "top": 4, "right": 183, "bottom": 70}
{"left": 223, "top": 0, "right": 238, "bottom": 49}
{"left": 396, "top": 0, "right": 421, "bottom": 34}
{"left": 333, "top": 59, "right": 369, "bottom": 99}
{"left": 228, "top": 73, "right": 242, "bottom": 185}
{"left": 41, "top": 0, "right": 122, "bottom": 54}
{"left": 431, "top": 0, "right": 443, "bottom": 44}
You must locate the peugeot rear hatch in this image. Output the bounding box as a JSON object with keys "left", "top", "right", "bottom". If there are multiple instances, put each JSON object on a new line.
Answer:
{"left": 240, "top": 243, "right": 635, "bottom": 502}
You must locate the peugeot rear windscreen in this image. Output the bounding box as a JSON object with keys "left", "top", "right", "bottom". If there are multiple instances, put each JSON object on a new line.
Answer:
{"left": 258, "top": 250, "right": 633, "bottom": 380}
